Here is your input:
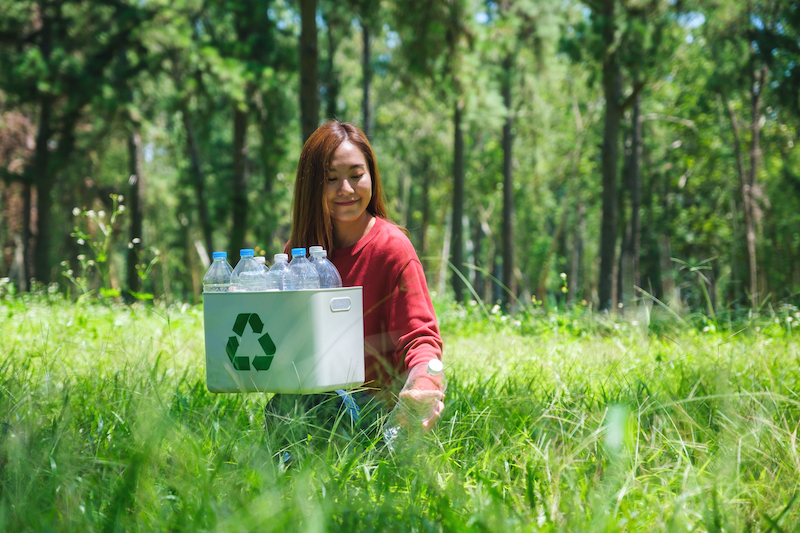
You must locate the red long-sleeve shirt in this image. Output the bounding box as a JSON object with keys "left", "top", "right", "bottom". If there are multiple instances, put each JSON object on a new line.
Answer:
{"left": 329, "top": 217, "right": 443, "bottom": 395}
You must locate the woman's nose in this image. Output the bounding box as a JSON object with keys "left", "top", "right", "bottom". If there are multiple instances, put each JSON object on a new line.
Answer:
{"left": 338, "top": 179, "right": 354, "bottom": 195}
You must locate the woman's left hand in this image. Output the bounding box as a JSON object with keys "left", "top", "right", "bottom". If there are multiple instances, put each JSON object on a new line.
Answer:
{"left": 422, "top": 399, "right": 445, "bottom": 433}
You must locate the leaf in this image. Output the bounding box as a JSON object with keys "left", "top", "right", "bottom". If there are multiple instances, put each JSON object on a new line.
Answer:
{"left": 99, "top": 287, "right": 121, "bottom": 298}
{"left": 129, "top": 291, "right": 154, "bottom": 301}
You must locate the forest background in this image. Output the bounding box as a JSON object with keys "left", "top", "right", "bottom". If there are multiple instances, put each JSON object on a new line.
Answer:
{"left": 0, "top": 0, "right": 799, "bottom": 315}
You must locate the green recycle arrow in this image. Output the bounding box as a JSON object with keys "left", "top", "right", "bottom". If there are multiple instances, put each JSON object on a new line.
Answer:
{"left": 225, "top": 313, "right": 276, "bottom": 371}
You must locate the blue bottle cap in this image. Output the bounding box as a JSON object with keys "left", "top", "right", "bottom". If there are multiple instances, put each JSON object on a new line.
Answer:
{"left": 291, "top": 248, "right": 306, "bottom": 256}
{"left": 212, "top": 252, "right": 227, "bottom": 259}
{"left": 240, "top": 249, "right": 255, "bottom": 257}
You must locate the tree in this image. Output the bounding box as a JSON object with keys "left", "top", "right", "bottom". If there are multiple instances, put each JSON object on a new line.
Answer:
{"left": 299, "top": 0, "right": 319, "bottom": 142}
{"left": 0, "top": 0, "right": 153, "bottom": 286}
{"left": 393, "top": 0, "right": 476, "bottom": 302}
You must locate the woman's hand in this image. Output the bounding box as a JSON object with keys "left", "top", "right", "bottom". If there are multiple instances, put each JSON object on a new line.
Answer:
{"left": 397, "top": 362, "right": 446, "bottom": 432}
{"left": 395, "top": 388, "right": 445, "bottom": 433}
{"left": 422, "top": 398, "right": 445, "bottom": 433}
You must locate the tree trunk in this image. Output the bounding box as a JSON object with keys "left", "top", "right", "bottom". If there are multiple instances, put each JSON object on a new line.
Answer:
{"left": 501, "top": 53, "right": 515, "bottom": 308}
{"left": 659, "top": 234, "right": 676, "bottom": 306}
{"left": 450, "top": 101, "right": 466, "bottom": 302}
{"left": 32, "top": 96, "right": 53, "bottom": 284}
{"left": 299, "top": 0, "right": 319, "bottom": 143}
{"left": 126, "top": 128, "right": 144, "bottom": 296}
{"left": 745, "top": 64, "right": 767, "bottom": 308}
{"left": 361, "top": 21, "right": 372, "bottom": 138}
{"left": 620, "top": 89, "right": 642, "bottom": 308}
{"left": 21, "top": 181, "right": 32, "bottom": 291}
{"left": 229, "top": 103, "right": 248, "bottom": 257}
{"left": 724, "top": 71, "right": 763, "bottom": 311}
{"left": 473, "top": 217, "right": 483, "bottom": 299}
{"left": 419, "top": 156, "right": 430, "bottom": 263}
{"left": 597, "top": 0, "right": 623, "bottom": 312}
{"left": 181, "top": 106, "right": 214, "bottom": 260}
{"left": 32, "top": 9, "right": 53, "bottom": 286}
{"left": 568, "top": 202, "right": 585, "bottom": 305}
{"left": 324, "top": 20, "right": 340, "bottom": 120}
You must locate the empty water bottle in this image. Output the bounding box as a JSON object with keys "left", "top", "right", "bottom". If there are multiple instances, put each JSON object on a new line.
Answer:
{"left": 266, "top": 253, "right": 299, "bottom": 291}
{"left": 231, "top": 249, "right": 268, "bottom": 292}
{"left": 203, "top": 252, "right": 233, "bottom": 293}
{"left": 309, "top": 246, "right": 342, "bottom": 288}
{"left": 289, "top": 248, "right": 320, "bottom": 289}
{"left": 383, "top": 359, "right": 446, "bottom": 452}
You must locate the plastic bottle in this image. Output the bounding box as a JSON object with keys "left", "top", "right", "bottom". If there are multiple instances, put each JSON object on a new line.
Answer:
{"left": 255, "top": 255, "right": 267, "bottom": 271}
{"left": 231, "top": 249, "right": 268, "bottom": 292}
{"left": 202, "top": 252, "right": 233, "bottom": 293}
{"left": 289, "top": 248, "right": 320, "bottom": 289}
{"left": 309, "top": 246, "right": 342, "bottom": 288}
{"left": 383, "top": 359, "right": 447, "bottom": 452}
{"left": 266, "top": 253, "right": 299, "bottom": 291}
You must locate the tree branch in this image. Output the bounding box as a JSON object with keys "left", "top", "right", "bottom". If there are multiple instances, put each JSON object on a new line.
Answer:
{"left": 620, "top": 79, "right": 646, "bottom": 111}
{"left": 641, "top": 113, "right": 698, "bottom": 133}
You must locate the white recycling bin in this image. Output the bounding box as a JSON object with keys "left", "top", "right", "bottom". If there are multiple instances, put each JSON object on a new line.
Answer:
{"left": 203, "top": 287, "right": 365, "bottom": 393}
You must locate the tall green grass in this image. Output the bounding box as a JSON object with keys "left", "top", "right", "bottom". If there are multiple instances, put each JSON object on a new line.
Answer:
{"left": 1, "top": 290, "right": 799, "bottom": 531}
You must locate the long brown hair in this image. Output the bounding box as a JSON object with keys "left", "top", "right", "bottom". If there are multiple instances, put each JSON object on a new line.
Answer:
{"left": 290, "top": 121, "right": 388, "bottom": 251}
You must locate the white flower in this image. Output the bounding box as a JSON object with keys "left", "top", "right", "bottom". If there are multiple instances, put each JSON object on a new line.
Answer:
{"left": 118, "top": 194, "right": 124, "bottom": 202}
{"left": 787, "top": 317, "right": 793, "bottom": 323}
{"left": 491, "top": 304, "right": 501, "bottom": 314}
{"left": 702, "top": 326, "right": 710, "bottom": 332}
{"left": 560, "top": 272, "right": 567, "bottom": 279}
{"left": 98, "top": 210, "right": 105, "bottom": 218}
{"left": 72, "top": 207, "right": 80, "bottom": 217}
{"left": 87, "top": 210, "right": 96, "bottom": 218}
{"left": 77, "top": 238, "right": 85, "bottom": 245}
{"left": 755, "top": 326, "right": 761, "bottom": 332}
{"left": 77, "top": 254, "right": 85, "bottom": 261}
{"left": 118, "top": 205, "right": 126, "bottom": 212}
{"left": 128, "top": 243, "right": 133, "bottom": 249}
{"left": 132, "top": 237, "right": 141, "bottom": 244}
{"left": 66, "top": 269, "right": 73, "bottom": 275}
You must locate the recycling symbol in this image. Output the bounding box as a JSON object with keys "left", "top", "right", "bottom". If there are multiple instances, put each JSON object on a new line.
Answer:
{"left": 225, "top": 313, "right": 276, "bottom": 371}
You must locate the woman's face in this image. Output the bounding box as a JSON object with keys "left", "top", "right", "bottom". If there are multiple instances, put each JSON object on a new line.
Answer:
{"left": 326, "top": 140, "right": 372, "bottom": 227}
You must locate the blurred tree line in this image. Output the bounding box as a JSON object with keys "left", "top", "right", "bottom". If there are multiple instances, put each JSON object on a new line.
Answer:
{"left": 0, "top": 0, "right": 798, "bottom": 313}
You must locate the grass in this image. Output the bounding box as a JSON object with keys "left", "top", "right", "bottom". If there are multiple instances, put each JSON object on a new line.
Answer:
{"left": 1, "top": 289, "right": 799, "bottom": 532}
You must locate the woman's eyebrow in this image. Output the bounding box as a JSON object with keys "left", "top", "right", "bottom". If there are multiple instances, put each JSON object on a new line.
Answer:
{"left": 328, "top": 164, "right": 366, "bottom": 171}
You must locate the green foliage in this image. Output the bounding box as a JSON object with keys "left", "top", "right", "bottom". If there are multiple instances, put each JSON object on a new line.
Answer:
{"left": 1, "top": 0, "right": 800, "bottom": 314}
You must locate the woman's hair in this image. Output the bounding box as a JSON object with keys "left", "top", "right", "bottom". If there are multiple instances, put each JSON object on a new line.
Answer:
{"left": 290, "top": 121, "right": 388, "bottom": 252}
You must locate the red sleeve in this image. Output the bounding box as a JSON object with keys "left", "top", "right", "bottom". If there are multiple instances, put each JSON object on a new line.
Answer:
{"left": 387, "top": 257, "right": 443, "bottom": 372}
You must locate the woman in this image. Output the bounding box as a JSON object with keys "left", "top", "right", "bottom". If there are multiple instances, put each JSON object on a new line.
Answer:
{"left": 267, "top": 121, "right": 445, "bottom": 437}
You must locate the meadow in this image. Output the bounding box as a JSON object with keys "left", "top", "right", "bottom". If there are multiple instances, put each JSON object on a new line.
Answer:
{"left": 1, "top": 288, "right": 799, "bottom": 532}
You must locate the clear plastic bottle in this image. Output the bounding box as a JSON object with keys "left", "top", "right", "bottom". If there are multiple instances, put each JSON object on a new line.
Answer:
{"left": 289, "top": 248, "right": 320, "bottom": 289}
{"left": 309, "top": 246, "right": 342, "bottom": 288}
{"left": 266, "top": 253, "right": 299, "bottom": 291}
{"left": 203, "top": 252, "right": 233, "bottom": 293}
{"left": 231, "top": 248, "right": 268, "bottom": 292}
{"left": 383, "top": 359, "right": 447, "bottom": 452}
